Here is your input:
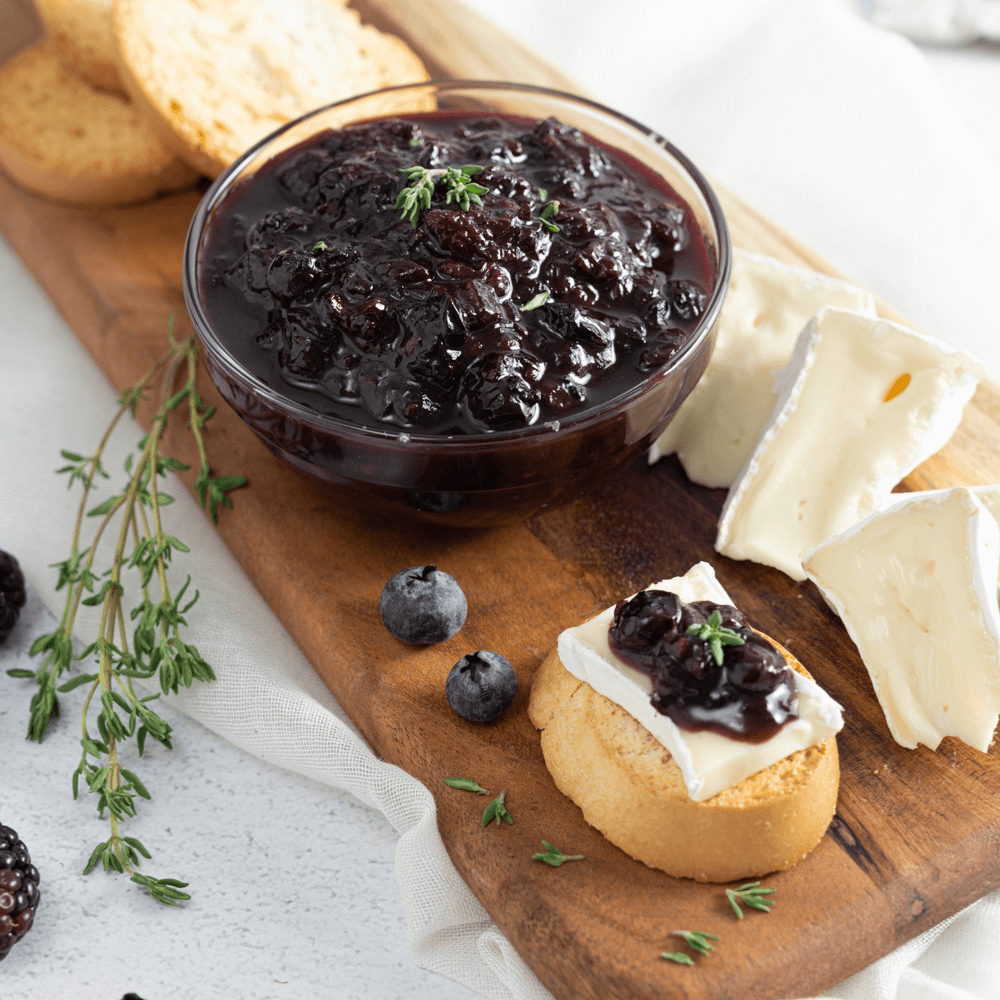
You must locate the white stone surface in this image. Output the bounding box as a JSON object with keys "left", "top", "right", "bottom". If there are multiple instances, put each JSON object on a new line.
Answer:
{"left": 0, "top": 591, "right": 478, "bottom": 1000}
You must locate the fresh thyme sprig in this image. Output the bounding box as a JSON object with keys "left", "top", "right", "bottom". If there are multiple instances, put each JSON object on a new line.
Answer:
{"left": 395, "top": 164, "right": 488, "bottom": 227}
{"left": 532, "top": 840, "right": 584, "bottom": 867}
{"left": 725, "top": 880, "right": 775, "bottom": 918}
{"left": 662, "top": 930, "right": 718, "bottom": 965}
{"left": 8, "top": 322, "right": 246, "bottom": 904}
{"left": 444, "top": 777, "right": 490, "bottom": 795}
{"left": 481, "top": 790, "right": 512, "bottom": 827}
{"left": 686, "top": 609, "right": 744, "bottom": 666}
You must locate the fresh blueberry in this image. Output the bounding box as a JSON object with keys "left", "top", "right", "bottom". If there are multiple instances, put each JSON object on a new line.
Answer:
{"left": 380, "top": 565, "right": 467, "bottom": 644}
{"left": 446, "top": 651, "right": 518, "bottom": 722}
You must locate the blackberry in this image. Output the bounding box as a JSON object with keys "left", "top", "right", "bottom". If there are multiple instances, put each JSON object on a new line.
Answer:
{"left": 0, "top": 823, "right": 40, "bottom": 962}
{"left": 0, "top": 549, "right": 26, "bottom": 645}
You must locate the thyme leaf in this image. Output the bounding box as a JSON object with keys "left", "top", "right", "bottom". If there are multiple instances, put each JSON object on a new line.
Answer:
{"left": 539, "top": 198, "right": 560, "bottom": 232}
{"left": 661, "top": 952, "right": 694, "bottom": 966}
{"left": 444, "top": 777, "right": 490, "bottom": 795}
{"left": 671, "top": 930, "right": 718, "bottom": 956}
{"left": 532, "top": 840, "right": 584, "bottom": 867}
{"left": 725, "top": 880, "right": 775, "bottom": 918}
{"left": 481, "top": 790, "right": 512, "bottom": 827}
{"left": 520, "top": 290, "right": 550, "bottom": 312}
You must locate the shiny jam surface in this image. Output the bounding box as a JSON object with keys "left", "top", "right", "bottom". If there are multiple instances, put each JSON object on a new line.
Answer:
{"left": 199, "top": 113, "right": 714, "bottom": 435}
{"left": 607, "top": 590, "right": 798, "bottom": 743}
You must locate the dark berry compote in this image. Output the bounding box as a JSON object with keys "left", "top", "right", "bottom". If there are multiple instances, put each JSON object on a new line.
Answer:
{"left": 608, "top": 590, "right": 799, "bottom": 743}
{"left": 198, "top": 114, "right": 714, "bottom": 436}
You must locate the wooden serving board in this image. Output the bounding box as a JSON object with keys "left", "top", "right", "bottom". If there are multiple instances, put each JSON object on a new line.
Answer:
{"left": 4, "top": 3, "right": 1000, "bottom": 997}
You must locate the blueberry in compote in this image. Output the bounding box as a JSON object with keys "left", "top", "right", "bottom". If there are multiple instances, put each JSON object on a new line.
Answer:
{"left": 445, "top": 650, "right": 517, "bottom": 722}
{"left": 380, "top": 565, "right": 467, "bottom": 644}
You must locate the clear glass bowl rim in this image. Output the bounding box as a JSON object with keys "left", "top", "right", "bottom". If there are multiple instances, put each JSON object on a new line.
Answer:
{"left": 182, "top": 78, "right": 732, "bottom": 449}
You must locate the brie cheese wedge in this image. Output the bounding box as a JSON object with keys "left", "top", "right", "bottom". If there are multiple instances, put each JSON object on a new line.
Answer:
{"left": 716, "top": 307, "right": 986, "bottom": 581}
{"left": 802, "top": 488, "right": 1000, "bottom": 753}
{"left": 556, "top": 562, "right": 844, "bottom": 801}
{"left": 648, "top": 250, "right": 877, "bottom": 488}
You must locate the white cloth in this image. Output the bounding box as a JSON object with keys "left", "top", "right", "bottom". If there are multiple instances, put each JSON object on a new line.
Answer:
{"left": 871, "top": 0, "right": 1000, "bottom": 43}
{"left": 2, "top": 1, "right": 1000, "bottom": 997}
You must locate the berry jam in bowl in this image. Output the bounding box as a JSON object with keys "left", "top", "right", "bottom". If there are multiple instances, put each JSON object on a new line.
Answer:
{"left": 184, "top": 81, "right": 730, "bottom": 527}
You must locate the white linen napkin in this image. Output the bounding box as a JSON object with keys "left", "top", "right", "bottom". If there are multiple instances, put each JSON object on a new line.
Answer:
{"left": 2, "top": 0, "right": 999, "bottom": 997}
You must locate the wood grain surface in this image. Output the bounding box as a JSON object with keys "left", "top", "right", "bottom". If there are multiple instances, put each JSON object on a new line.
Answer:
{"left": 3, "top": 2, "right": 1000, "bottom": 997}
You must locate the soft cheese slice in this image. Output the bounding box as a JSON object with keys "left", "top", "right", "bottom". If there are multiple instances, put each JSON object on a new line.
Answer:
{"left": 648, "top": 250, "right": 877, "bottom": 488}
{"left": 556, "top": 562, "right": 844, "bottom": 802}
{"left": 892, "top": 486, "right": 1000, "bottom": 598}
{"left": 716, "top": 307, "right": 986, "bottom": 581}
{"left": 802, "top": 489, "right": 1000, "bottom": 752}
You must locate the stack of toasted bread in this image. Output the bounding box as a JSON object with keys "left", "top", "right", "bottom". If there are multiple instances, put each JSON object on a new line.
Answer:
{"left": 0, "top": 0, "right": 430, "bottom": 206}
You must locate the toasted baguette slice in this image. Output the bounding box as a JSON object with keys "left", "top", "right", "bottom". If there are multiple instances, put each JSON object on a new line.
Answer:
{"left": 113, "top": 0, "right": 432, "bottom": 178}
{"left": 0, "top": 40, "right": 198, "bottom": 206}
{"left": 35, "top": 0, "right": 125, "bottom": 94}
{"left": 529, "top": 642, "right": 839, "bottom": 883}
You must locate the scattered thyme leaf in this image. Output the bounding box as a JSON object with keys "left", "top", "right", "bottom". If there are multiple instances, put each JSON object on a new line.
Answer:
{"left": 725, "top": 881, "right": 775, "bottom": 919}
{"left": 671, "top": 930, "right": 718, "bottom": 956}
{"left": 481, "top": 790, "right": 512, "bottom": 827}
{"left": 444, "top": 777, "right": 490, "bottom": 795}
{"left": 685, "top": 609, "right": 744, "bottom": 666}
{"left": 661, "top": 952, "right": 694, "bottom": 966}
{"left": 520, "top": 290, "right": 550, "bottom": 312}
{"left": 312, "top": 241, "right": 328, "bottom": 251}
{"left": 537, "top": 187, "right": 548, "bottom": 201}
{"left": 408, "top": 133, "right": 422, "bottom": 148}
{"left": 532, "top": 840, "right": 584, "bottom": 867}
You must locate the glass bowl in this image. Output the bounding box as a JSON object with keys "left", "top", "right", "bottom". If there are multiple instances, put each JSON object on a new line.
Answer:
{"left": 183, "top": 80, "right": 730, "bottom": 528}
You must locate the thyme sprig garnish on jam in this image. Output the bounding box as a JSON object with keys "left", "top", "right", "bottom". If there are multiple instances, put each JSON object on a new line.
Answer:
{"left": 725, "top": 880, "right": 776, "bottom": 918}
{"left": 532, "top": 840, "right": 584, "bottom": 867}
{"left": 686, "top": 609, "right": 745, "bottom": 667}
{"left": 481, "top": 790, "right": 513, "bottom": 827}
{"left": 395, "top": 163, "right": 488, "bottom": 227}
{"left": 662, "top": 930, "right": 718, "bottom": 965}
{"left": 7, "top": 322, "right": 246, "bottom": 905}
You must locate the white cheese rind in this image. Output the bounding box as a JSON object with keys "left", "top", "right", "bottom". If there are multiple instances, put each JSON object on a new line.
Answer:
{"left": 716, "top": 307, "right": 986, "bottom": 581}
{"left": 648, "top": 250, "right": 877, "bottom": 488}
{"left": 802, "top": 488, "right": 1000, "bottom": 752}
{"left": 556, "top": 562, "right": 844, "bottom": 802}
